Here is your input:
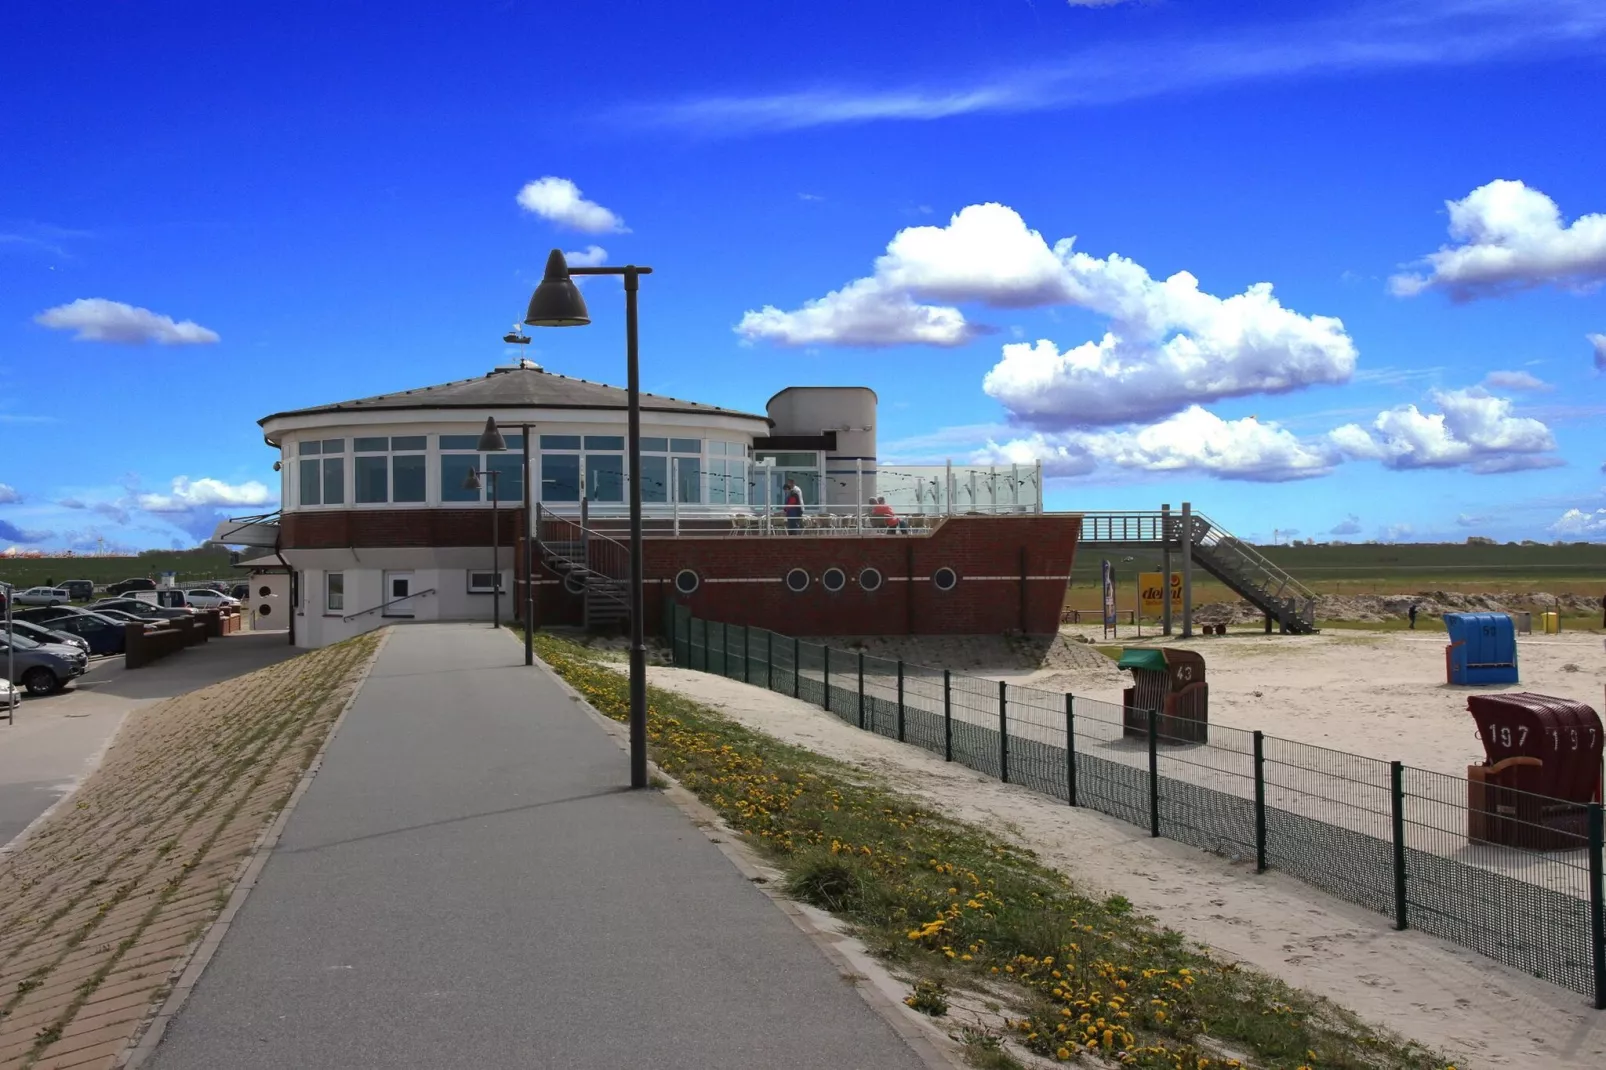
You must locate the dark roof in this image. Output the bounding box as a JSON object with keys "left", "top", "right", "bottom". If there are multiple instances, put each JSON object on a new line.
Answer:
{"left": 260, "top": 362, "right": 769, "bottom": 426}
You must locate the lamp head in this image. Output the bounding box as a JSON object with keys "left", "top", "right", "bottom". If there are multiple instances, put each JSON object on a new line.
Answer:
{"left": 476, "top": 416, "right": 507, "bottom": 453}
{"left": 463, "top": 469, "right": 482, "bottom": 492}
{"left": 523, "top": 249, "right": 591, "bottom": 327}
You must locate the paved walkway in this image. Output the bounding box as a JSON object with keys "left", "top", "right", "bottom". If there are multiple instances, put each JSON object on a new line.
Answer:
{"left": 144, "top": 624, "right": 934, "bottom": 1070}
{"left": 0, "top": 630, "right": 299, "bottom": 850}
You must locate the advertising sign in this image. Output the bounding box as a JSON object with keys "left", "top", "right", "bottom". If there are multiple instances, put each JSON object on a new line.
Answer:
{"left": 1139, "top": 572, "right": 1183, "bottom": 614}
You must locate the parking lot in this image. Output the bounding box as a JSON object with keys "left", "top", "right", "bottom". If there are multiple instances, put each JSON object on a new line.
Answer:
{"left": 0, "top": 628, "right": 298, "bottom": 850}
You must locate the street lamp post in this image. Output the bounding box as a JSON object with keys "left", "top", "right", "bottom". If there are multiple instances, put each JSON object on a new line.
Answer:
{"left": 523, "top": 248, "right": 653, "bottom": 789}
{"left": 1, "top": 582, "right": 14, "bottom": 725}
{"left": 504, "top": 330, "right": 536, "bottom": 668}
{"left": 463, "top": 416, "right": 507, "bottom": 629}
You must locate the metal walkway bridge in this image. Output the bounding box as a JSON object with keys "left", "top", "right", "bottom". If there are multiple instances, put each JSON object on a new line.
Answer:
{"left": 1077, "top": 506, "right": 1318, "bottom": 634}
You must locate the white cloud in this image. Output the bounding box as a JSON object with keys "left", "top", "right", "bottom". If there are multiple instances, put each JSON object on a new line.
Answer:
{"left": 1455, "top": 513, "right": 1487, "bottom": 527}
{"left": 1549, "top": 507, "right": 1606, "bottom": 539}
{"left": 515, "top": 177, "right": 628, "bottom": 234}
{"left": 34, "top": 298, "right": 220, "bottom": 344}
{"left": 1330, "top": 387, "right": 1560, "bottom": 473}
{"left": 1482, "top": 369, "right": 1550, "bottom": 391}
{"left": 565, "top": 245, "right": 608, "bottom": 268}
{"left": 1390, "top": 180, "right": 1606, "bottom": 299}
{"left": 137, "top": 477, "right": 273, "bottom": 513}
{"left": 1590, "top": 332, "right": 1606, "bottom": 371}
{"left": 975, "top": 406, "right": 1337, "bottom": 483}
{"left": 0, "top": 483, "right": 18, "bottom": 504}
{"left": 0, "top": 520, "right": 53, "bottom": 544}
{"left": 1329, "top": 514, "right": 1363, "bottom": 535}
{"left": 739, "top": 203, "right": 1356, "bottom": 422}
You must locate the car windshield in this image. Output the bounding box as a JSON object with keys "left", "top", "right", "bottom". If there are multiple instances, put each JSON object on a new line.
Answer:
{"left": 0, "top": 632, "right": 41, "bottom": 650}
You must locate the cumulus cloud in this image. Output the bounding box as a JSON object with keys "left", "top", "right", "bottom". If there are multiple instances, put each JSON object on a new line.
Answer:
{"left": 1390, "top": 180, "right": 1606, "bottom": 299}
{"left": 975, "top": 406, "right": 1336, "bottom": 483}
{"left": 1482, "top": 370, "right": 1550, "bottom": 391}
{"left": 1550, "top": 507, "right": 1606, "bottom": 539}
{"left": 1590, "top": 332, "right": 1606, "bottom": 371}
{"left": 739, "top": 203, "right": 1356, "bottom": 422}
{"left": 1455, "top": 513, "right": 1487, "bottom": 527}
{"left": 565, "top": 245, "right": 608, "bottom": 267}
{"left": 1329, "top": 514, "right": 1363, "bottom": 535}
{"left": 0, "top": 520, "right": 53, "bottom": 543}
{"left": 0, "top": 483, "right": 18, "bottom": 504}
{"left": 136, "top": 476, "right": 273, "bottom": 513}
{"left": 1330, "top": 387, "right": 1560, "bottom": 473}
{"left": 516, "top": 177, "right": 628, "bottom": 234}
{"left": 34, "top": 298, "right": 220, "bottom": 344}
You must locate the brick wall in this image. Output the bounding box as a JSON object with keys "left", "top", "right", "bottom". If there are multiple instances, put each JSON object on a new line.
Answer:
{"left": 518, "top": 515, "right": 1080, "bottom": 636}
{"left": 282, "top": 509, "right": 524, "bottom": 548}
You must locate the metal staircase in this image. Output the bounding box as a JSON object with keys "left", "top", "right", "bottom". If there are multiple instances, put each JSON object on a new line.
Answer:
{"left": 1078, "top": 510, "right": 1319, "bottom": 634}
{"left": 531, "top": 505, "right": 631, "bottom": 631}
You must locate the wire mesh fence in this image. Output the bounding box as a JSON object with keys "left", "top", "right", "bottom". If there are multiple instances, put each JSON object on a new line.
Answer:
{"left": 663, "top": 603, "right": 1606, "bottom": 1006}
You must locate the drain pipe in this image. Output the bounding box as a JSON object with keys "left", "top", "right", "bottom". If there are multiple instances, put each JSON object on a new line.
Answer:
{"left": 274, "top": 543, "right": 296, "bottom": 647}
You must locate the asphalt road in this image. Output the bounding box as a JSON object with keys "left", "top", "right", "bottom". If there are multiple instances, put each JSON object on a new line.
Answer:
{"left": 145, "top": 624, "right": 934, "bottom": 1070}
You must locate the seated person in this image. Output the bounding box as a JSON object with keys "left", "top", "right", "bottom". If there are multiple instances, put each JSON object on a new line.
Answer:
{"left": 870, "top": 496, "right": 905, "bottom": 531}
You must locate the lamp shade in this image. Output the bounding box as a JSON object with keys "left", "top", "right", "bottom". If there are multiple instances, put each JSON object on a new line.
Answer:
{"left": 524, "top": 249, "right": 591, "bottom": 327}
{"left": 462, "top": 469, "right": 482, "bottom": 492}
{"left": 476, "top": 417, "right": 507, "bottom": 452}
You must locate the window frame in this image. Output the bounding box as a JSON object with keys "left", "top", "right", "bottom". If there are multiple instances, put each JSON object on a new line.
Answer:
{"left": 325, "top": 572, "right": 345, "bottom": 615}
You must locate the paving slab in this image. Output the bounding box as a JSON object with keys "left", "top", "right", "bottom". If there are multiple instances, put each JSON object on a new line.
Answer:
{"left": 144, "top": 623, "right": 933, "bottom": 1070}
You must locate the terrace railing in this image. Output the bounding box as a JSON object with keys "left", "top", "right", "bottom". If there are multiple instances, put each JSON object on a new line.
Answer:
{"left": 664, "top": 601, "right": 1606, "bottom": 1008}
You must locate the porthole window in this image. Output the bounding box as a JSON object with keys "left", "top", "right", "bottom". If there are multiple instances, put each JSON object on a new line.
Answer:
{"left": 821, "top": 567, "right": 846, "bottom": 593}
{"left": 785, "top": 567, "right": 811, "bottom": 593}
{"left": 932, "top": 567, "right": 958, "bottom": 592}
{"left": 258, "top": 585, "right": 272, "bottom": 598}
{"left": 257, "top": 603, "right": 273, "bottom": 617}
{"left": 563, "top": 573, "right": 587, "bottom": 595}
{"left": 858, "top": 567, "right": 883, "bottom": 592}
{"left": 674, "top": 569, "right": 700, "bottom": 595}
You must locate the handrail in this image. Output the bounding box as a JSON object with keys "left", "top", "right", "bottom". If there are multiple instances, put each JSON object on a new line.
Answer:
{"left": 341, "top": 588, "right": 436, "bottom": 623}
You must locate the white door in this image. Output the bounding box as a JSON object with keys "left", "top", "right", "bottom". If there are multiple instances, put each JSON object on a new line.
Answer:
{"left": 382, "top": 571, "right": 415, "bottom": 618}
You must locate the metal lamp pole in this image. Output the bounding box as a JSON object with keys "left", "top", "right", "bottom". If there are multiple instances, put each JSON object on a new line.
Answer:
{"left": 464, "top": 464, "right": 504, "bottom": 629}
{"left": 522, "top": 250, "right": 653, "bottom": 789}
{"left": 504, "top": 330, "right": 538, "bottom": 667}
{"left": 2, "top": 582, "right": 14, "bottom": 725}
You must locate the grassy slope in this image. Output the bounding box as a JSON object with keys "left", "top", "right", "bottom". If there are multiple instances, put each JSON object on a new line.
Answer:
{"left": 0, "top": 549, "right": 237, "bottom": 589}
{"left": 535, "top": 631, "right": 1456, "bottom": 1070}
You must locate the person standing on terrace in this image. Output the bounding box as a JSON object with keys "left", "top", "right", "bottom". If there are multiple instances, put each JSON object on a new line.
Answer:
{"left": 783, "top": 478, "right": 805, "bottom": 535}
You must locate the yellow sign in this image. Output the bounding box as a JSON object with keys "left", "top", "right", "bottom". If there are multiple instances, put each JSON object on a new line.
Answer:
{"left": 1139, "top": 572, "right": 1182, "bottom": 613}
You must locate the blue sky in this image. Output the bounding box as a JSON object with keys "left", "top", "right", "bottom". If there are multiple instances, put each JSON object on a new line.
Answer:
{"left": 2, "top": 0, "right": 1604, "bottom": 551}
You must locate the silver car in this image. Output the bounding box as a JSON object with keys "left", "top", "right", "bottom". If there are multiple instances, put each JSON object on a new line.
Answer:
{"left": 14, "top": 586, "right": 71, "bottom": 607}
{"left": 0, "top": 632, "right": 89, "bottom": 694}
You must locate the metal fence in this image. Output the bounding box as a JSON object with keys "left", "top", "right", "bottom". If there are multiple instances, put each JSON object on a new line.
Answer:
{"left": 665, "top": 604, "right": 1606, "bottom": 1007}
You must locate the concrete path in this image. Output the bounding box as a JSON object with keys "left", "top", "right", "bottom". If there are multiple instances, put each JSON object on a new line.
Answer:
{"left": 144, "top": 624, "right": 936, "bottom": 1070}
{"left": 0, "top": 629, "right": 299, "bottom": 849}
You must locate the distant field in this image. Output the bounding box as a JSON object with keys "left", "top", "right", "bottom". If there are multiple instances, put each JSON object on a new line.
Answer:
{"left": 0, "top": 550, "right": 237, "bottom": 589}
{"left": 1064, "top": 540, "right": 1604, "bottom": 621}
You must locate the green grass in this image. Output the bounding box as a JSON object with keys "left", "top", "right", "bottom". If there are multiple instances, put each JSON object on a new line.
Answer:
{"left": 0, "top": 549, "right": 236, "bottom": 591}
{"left": 534, "top": 631, "right": 1456, "bottom": 1070}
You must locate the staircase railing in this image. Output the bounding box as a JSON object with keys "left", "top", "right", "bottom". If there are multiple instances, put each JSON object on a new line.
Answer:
{"left": 341, "top": 588, "right": 437, "bottom": 623}
{"left": 1186, "top": 513, "right": 1318, "bottom": 630}
{"left": 534, "top": 504, "right": 630, "bottom": 608}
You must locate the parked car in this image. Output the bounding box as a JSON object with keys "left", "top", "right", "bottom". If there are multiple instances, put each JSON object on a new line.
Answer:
{"left": 90, "top": 598, "right": 191, "bottom": 621}
{"left": 230, "top": 583, "right": 250, "bottom": 601}
{"left": 14, "top": 586, "right": 71, "bottom": 607}
{"left": 13, "top": 605, "right": 91, "bottom": 626}
{"left": 59, "top": 579, "right": 96, "bottom": 601}
{"left": 127, "top": 591, "right": 201, "bottom": 613}
{"left": 106, "top": 577, "right": 157, "bottom": 596}
{"left": 90, "top": 607, "right": 162, "bottom": 628}
{"left": 6, "top": 618, "right": 91, "bottom": 654}
{"left": 37, "top": 612, "right": 127, "bottom": 656}
{"left": 0, "top": 632, "right": 89, "bottom": 694}
{"left": 182, "top": 589, "right": 240, "bottom": 610}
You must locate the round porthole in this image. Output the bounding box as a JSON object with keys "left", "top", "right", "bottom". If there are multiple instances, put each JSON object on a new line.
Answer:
{"left": 563, "top": 573, "right": 587, "bottom": 595}
{"left": 674, "top": 569, "right": 701, "bottom": 595}
{"left": 785, "top": 567, "right": 811, "bottom": 593}
{"left": 257, "top": 603, "right": 273, "bottom": 617}
{"left": 932, "top": 567, "right": 958, "bottom": 592}
{"left": 858, "top": 567, "right": 883, "bottom": 592}
{"left": 258, "top": 585, "right": 272, "bottom": 598}
{"left": 821, "top": 567, "right": 846, "bottom": 593}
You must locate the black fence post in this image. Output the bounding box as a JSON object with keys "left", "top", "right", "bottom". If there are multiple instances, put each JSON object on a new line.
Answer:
{"left": 1589, "top": 802, "right": 1605, "bottom": 1010}
{"left": 823, "top": 646, "right": 832, "bottom": 713}
{"left": 1147, "top": 709, "right": 1160, "bottom": 838}
{"left": 743, "top": 624, "right": 750, "bottom": 684}
{"left": 719, "top": 622, "right": 728, "bottom": 677}
{"left": 942, "top": 670, "right": 953, "bottom": 762}
{"left": 1064, "top": 694, "right": 1077, "bottom": 807}
{"left": 766, "top": 630, "right": 773, "bottom": 692}
{"left": 1252, "top": 730, "right": 1267, "bottom": 874}
{"left": 792, "top": 636, "right": 800, "bottom": 699}
{"left": 998, "top": 679, "right": 1009, "bottom": 784}
{"left": 1391, "top": 760, "right": 1408, "bottom": 931}
{"left": 857, "top": 651, "right": 866, "bottom": 730}
{"left": 896, "top": 661, "right": 905, "bottom": 742}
